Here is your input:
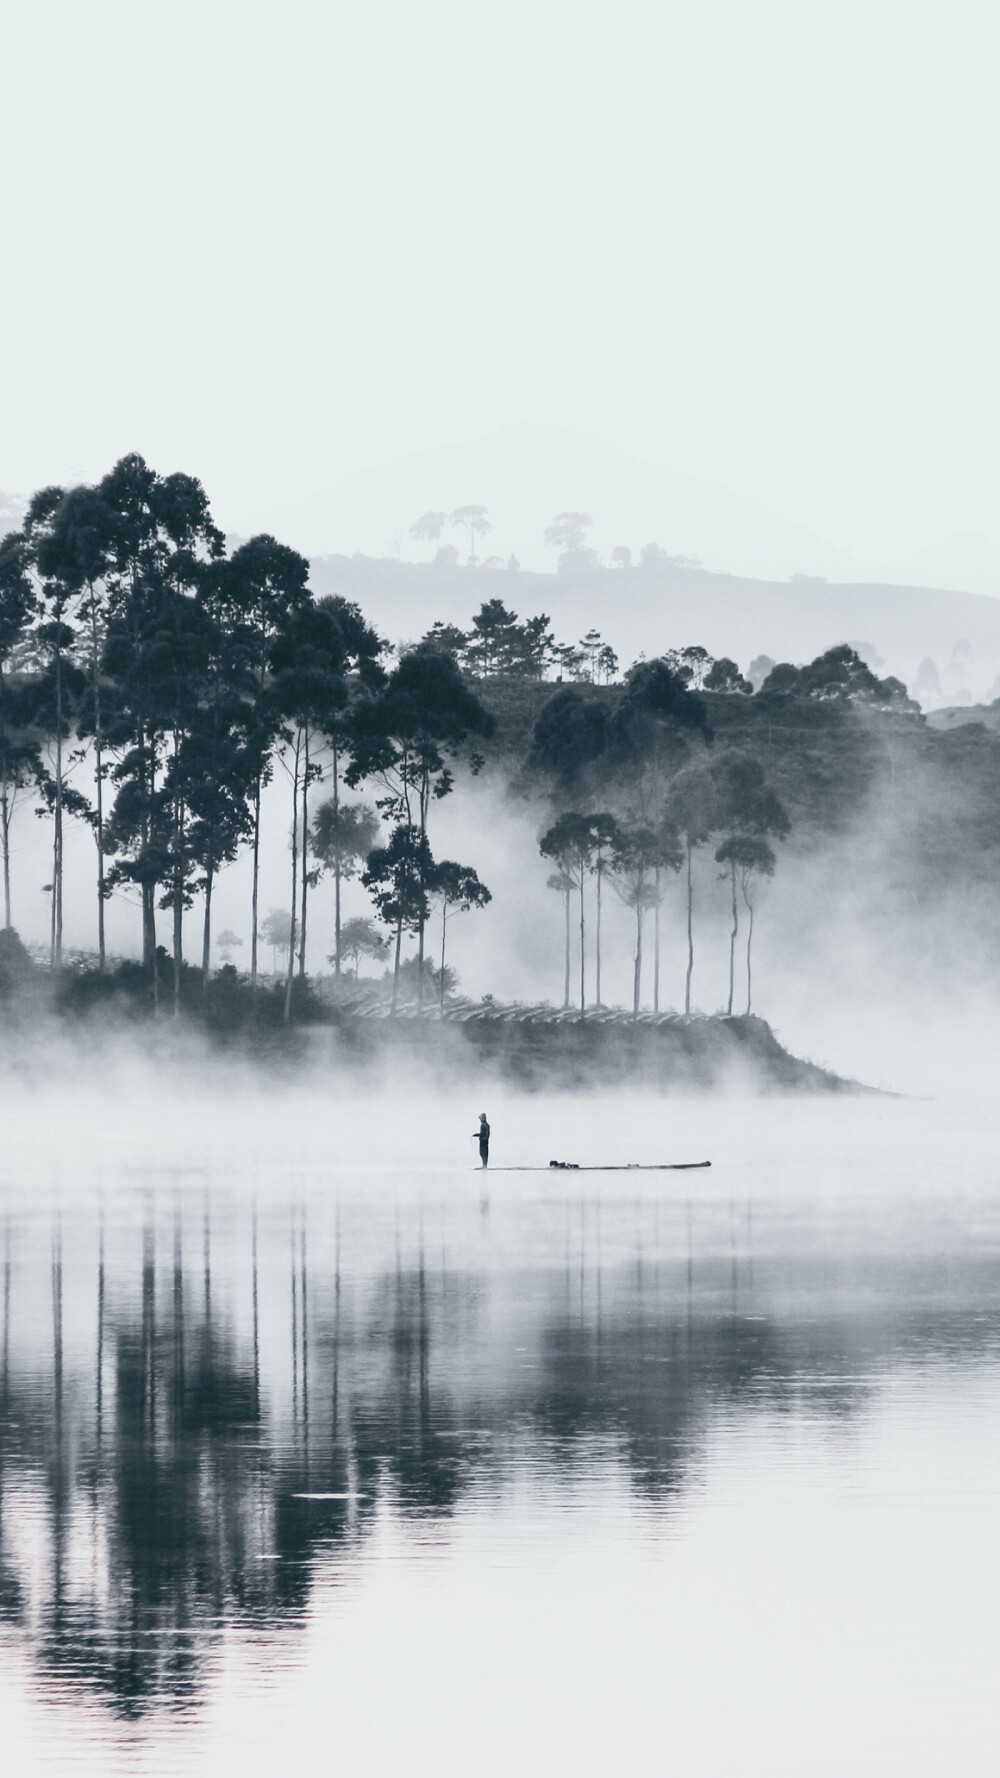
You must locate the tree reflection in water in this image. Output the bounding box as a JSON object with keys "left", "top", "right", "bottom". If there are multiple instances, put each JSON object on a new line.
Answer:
{"left": 0, "top": 1182, "right": 997, "bottom": 1722}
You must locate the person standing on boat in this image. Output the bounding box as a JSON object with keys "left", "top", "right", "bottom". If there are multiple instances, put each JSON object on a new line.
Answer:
{"left": 474, "top": 1112, "right": 490, "bottom": 1168}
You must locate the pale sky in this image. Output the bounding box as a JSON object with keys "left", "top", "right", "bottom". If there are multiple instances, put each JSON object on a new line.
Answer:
{"left": 3, "top": 0, "right": 998, "bottom": 561}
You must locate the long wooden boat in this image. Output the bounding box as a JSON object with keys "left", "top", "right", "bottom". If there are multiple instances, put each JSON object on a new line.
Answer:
{"left": 482, "top": 1161, "right": 712, "bottom": 1173}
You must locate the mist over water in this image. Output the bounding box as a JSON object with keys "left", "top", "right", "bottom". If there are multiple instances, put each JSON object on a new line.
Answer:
{"left": 11, "top": 686, "right": 998, "bottom": 1104}
{"left": 5, "top": 0, "right": 1000, "bottom": 1767}
{"left": 2, "top": 1089, "right": 1000, "bottom": 1775}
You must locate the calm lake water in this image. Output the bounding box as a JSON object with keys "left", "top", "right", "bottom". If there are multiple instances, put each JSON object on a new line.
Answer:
{"left": 1, "top": 1088, "right": 999, "bottom": 1775}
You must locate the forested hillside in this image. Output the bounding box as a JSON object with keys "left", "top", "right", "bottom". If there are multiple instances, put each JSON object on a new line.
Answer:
{"left": 2, "top": 453, "right": 999, "bottom": 1053}
{"left": 308, "top": 550, "right": 1000, "bottom": 708}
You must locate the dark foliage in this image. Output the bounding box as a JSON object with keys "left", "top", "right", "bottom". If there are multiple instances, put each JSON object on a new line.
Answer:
{"left": 0, "top": 926, "right": 35, "bottom": 996}
{"left": 529, "top": 688, "right": 611, "bottom": 794}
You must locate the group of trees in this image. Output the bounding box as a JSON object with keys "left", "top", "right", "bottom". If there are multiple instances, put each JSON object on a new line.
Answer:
{"left": 525, "top": 640, "right": 917, "bottom": 1015}
{"left": 410, "top": 507, "right": 496, "bottom": 568}
{"left": 421, "top": 600, "right": 618, "bottom": 684}
{"left": 0, "top": 457, "right": 496, "bottom": 1018}
{"left": 339, "top": 641, "right": 496, "bottom": 1010}
{"left": 532, "top": 658, "right": 791, "bottom": 1018}
{"left": 409, "top": 506, "right": 702, "bottom": 576}
{"left": 1, "top": 449, "right": 923, "bottom": 1024}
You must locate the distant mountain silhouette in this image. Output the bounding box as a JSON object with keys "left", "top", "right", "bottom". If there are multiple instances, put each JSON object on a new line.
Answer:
{"left": 247, "top": 422, "right": 1000, "bottom": 602}
{"left": 6, "top": 421, "right": 1000, "bottom": 696}
{"left": 7, "top": 426, "right": 1000, "bottom": 599}
{"left": 251, "top": 421, "right": 856, "bottom": 580}
{"left": 308, "top": 552, "right": 1000, "bottom": 705}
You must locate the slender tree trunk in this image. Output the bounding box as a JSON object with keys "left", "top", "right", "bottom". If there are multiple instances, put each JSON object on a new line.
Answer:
{"left": 1, "top": 779, "right": 10, "bottom": 931}
{"left": 143, "top": 885, "right": 157, "bottom": 997}
{"left": 563, "top": 887, "right": 571, "bottom": 1009}
{"left": 172, "top": 879, "right": 182, "bottom": 1018}
{"left": 250, "top": 777, "right": 261, "bottom": 990}
{"left": 51, "top": 644, "right": 63, "bottom": 970}
{"left": 0, "top": 668, "right": 9, "bottom": 929}
{"left": 633, "top": 897, "right": 643, "bottom": 1021}
{"left": 332, "top": 743, "right": 342, "bottom": 978}
{"left": 50, "top": 787, "right": 61, "bottom": 967}
{"left": 298, "top": 728, "right": 309, "bottom": 979}
{"left": 171, "top": 750, "right": 185, "bottom": 1018}
{"left": 201, "top": 648, "right": 223, "bottom": 996}
{"left": 284, "top": 733, "right": 301, "bottom": 1025}
{"left": 416, "top": 759, "right": 429, "bottom": 1012}
{"left": 140, "top": 751, "right": 151, "bottom": 973}
{"left": 55, "top": 658, "right": 63, "bottom": 968}
{"left": 579, "top": 871, "right": 585, "bottom": 1014}
{"left": 727, "top": 859, "right": 738, "bottom": 1017}
{"left": 595, "top": 859, "right": 602, "bottom": 1008}
{"left": 90, "top": 599, "right": 106, "bottom": 972}
{"left": 141, "top": 726, "right": 158, "bottom": 1013}
{"left": 439, "top": 903, "right": 448, "bottom": 1012}
{"left": 743, "top": 880, "right": 754, "bottom": 1015}
{"left": 251, "top": 625, "right": 275, "bottom": 995}
{"left": 201, "top": 860, "right": 214, "bottom": 992}
{"left": 653, "top": 865, "right": 661, "bottom": 1013}
{"left": 684, "top": 839, "right": 694, "bottom": 1016}
{"left": 391, "top": 915, "right": 402, "bottom": 1016}
{"left": 143, "top": 886, "right": 156, "bottom": 976}
{"left": 55, "top": 784, "right": 63, "bottom": 970}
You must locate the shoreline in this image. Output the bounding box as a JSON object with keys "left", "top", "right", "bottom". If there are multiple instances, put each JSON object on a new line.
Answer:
{"left": 0, "top": 985, "right": 863, "bottom": 1094}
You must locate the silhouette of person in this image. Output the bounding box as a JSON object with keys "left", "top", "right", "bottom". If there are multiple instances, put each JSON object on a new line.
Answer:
{"left": 475, "top": 1112, "right": 490, "bottom": 1168}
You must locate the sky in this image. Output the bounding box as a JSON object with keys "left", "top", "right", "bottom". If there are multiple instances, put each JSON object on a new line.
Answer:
{"left": 3, "top": 0, "right": 999, "bottom": 563}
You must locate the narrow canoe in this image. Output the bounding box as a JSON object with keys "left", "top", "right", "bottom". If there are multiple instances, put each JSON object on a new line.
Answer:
{"left": 481, "top": 1161, "right": 712, "bottom": 1173}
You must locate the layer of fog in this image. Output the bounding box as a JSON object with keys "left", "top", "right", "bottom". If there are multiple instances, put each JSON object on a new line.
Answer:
{"left": 2, "top": 1077, "right": 994, "bottom": 1198}
{"left": 3, "top": 752, "right": 999, "bottom": 1106}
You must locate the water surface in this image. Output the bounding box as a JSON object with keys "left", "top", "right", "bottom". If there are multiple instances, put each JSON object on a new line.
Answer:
{"left": 1, "top": 1091, "right": 998, "bottom": 1775}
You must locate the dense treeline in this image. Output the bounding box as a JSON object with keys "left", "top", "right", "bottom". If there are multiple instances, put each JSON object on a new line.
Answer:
{"left": 0, "top": 454, "right": 935, "bottom": 1024}
{"left": 516, "top": 644, "right": 922, "bottom": 1016}
{"left": 0, "top": 456, "right": 496, "bottom": 1020}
